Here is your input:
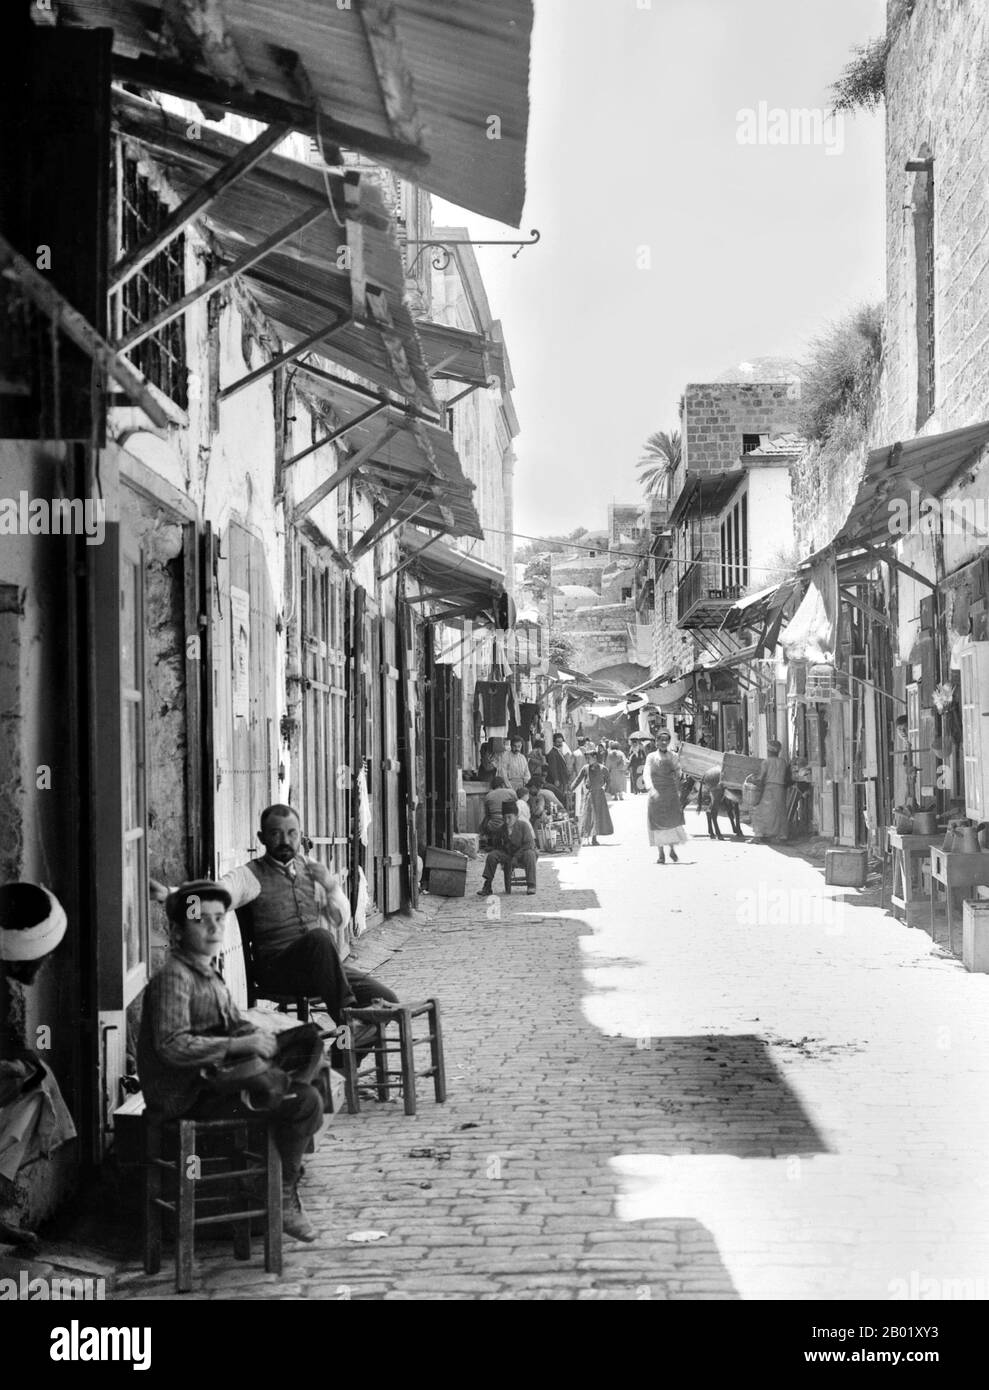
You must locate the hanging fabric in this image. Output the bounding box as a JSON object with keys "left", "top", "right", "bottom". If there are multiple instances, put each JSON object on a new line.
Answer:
{"left": 475, "top": 679, "right": 511, "bottom": 735}
{"left": 352, "top": 866, "right": 370, "bottom": 938}
{"left": 356, "top": 761, "right": 371, "bottom": 846}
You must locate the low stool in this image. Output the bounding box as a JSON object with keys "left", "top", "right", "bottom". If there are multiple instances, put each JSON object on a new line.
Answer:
{"left": 143, "top": 1110, "right": 282, "bottom": 1293}
{"left": 507, "top": 864, "right": 534, "bottom": 892}
{"left": 341, "top": 999, "right": 446, "bottom": 1117}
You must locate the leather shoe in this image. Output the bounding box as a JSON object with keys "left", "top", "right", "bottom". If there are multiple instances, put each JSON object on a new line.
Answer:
{"left": 282, "top": 1185, "right": 317, "bottom": 1242}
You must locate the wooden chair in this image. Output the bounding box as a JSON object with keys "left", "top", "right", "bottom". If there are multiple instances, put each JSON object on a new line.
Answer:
{"left": 143, "top": 1110, "right": 282, "bottom": 1294}
{"left": 235, "top": 910, "right": 322, "bottom": 1022}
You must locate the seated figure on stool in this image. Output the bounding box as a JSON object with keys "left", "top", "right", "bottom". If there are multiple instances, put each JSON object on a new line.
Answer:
{"left": 149, "top": 804, "right": 396, "bottom": 1069}
{"left": 477, "top": 800, "right": 538, "bottom": 897}
{"left": 137, "top": 881, "right": 324, "bottom": 1242}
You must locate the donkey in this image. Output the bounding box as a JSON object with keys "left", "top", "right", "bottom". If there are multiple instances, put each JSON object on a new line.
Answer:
{"left": 678, "top": 767, "right": 743, "bottom": 840}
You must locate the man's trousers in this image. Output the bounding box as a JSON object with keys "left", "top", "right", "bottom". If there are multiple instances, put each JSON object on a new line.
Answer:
{"left": 254, "top": 931, "right": 398, "bottom": 1022}
{"left": 185, "top": 1082, "right": 323, "bottom": 1187}
{"left": 482, "top": 848, "right": 537, "bottom": 890}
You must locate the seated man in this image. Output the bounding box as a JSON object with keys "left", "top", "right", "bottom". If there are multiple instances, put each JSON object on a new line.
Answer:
{"left": 480, "top": 776, "right": 519, "bottom": 843}
{"left": 137, "top": 880, "right": 323, "bottom": 1242}
{"left": 150, "top": 805, "right": 395, "bottom": 1065}
{"left": 529, "top": 777, "right": 564, "bottom": 813}
{"left": 477, "top": 800, "right": 538, "bottom": 897}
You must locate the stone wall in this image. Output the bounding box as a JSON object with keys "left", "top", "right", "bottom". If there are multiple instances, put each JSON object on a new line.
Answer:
{"left": 790, "top": 429, "right": 870, "bottom": 558}
{"left": 552, "top": 555, "right": 608, "bottom": 590}
{"left": 568, "top": 601, "right": 634, "bottom": 674}
{"left": 652, "top": 567, "right": 697, "bottom": 677}
{"left": 884, "top": 0, "right": 989, "bottom": 444}
{"left": 680, "top": 380, "right": 801, "bottom": 478}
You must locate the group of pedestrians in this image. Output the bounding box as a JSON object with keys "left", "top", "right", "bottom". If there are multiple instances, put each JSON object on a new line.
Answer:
{"left": 472, "top": 728, "right": 793, "bottom": 875}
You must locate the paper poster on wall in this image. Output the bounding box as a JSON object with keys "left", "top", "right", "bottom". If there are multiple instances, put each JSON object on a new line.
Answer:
{"left": 230, "top": 584, "right": 250, "bottom": 721}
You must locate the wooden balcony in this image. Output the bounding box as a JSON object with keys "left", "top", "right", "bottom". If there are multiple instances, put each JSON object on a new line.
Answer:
{"left": 677, "top": 561, "right": 743, "bottom": 628}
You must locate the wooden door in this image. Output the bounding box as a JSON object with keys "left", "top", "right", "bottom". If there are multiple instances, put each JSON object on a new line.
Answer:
{"left": 210, "top": 521, "right": 278, "bottom": 1003}
{"left": 397, "top": 602, "right": 420, "bottom": 908}
{"left": 380, "top": 617, "right": 403, "bottom": 913}
{"left": 298, "top": 546, "right": 350, "bottom": 948}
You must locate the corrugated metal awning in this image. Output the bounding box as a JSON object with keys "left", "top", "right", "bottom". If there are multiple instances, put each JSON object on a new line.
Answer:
{"left": 401, "top": 525, "right": 504, "bottom": 619}
{"left": 418, "top": 321, "right": 507, "bottom": 389}
{"left": 64, "top": 0, "right": 532, "bottom": 225}
{"left": 827, "top": 422, "right": 989, "bottom": 555}
{"left": 114, "top": 92, "right": 436, "bottom": 411}
{"left": 300, "top": 378, "right": 482, "bottom": 538}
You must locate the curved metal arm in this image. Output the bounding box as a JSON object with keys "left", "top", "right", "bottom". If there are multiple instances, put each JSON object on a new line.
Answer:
{"left": 405, "top": 229, "right": 541, "bottom": 275}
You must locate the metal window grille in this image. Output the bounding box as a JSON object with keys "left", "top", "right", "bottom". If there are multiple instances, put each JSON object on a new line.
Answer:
{"left": 741, "top": 433, "right": 761, "bottom": 454}
{"left": 112, "top": 155, "right": 188, "bottom": 408}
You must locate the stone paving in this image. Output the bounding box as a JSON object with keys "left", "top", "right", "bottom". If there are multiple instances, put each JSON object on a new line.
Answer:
{"left": 114, "top": 800, "right": 989, "bottom": 1301}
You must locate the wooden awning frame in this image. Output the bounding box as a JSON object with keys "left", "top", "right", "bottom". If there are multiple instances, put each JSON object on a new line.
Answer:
{"left": 0, "top": 231, "right": 169, "bottom": 429}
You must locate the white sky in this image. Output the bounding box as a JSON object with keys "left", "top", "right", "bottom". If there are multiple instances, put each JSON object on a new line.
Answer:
{"left": 432, "top": 0, "right": 887, "bottom": 540}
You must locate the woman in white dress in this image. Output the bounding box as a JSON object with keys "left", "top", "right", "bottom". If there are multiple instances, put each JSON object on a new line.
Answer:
{"left": 645, "top": 731, "right": 690, "bottom": 864}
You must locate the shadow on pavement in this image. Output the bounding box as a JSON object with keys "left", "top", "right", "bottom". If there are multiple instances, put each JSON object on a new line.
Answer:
{"left": 108, "top": 858, "right": 750, "bottom": 1300}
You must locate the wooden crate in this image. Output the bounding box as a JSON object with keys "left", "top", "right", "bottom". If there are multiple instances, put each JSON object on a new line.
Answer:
{"left": 721, "top": 752, "right": 764, "bottom": 788}
{"left": 677, "top": 743, "right": 723, "bottom": 779}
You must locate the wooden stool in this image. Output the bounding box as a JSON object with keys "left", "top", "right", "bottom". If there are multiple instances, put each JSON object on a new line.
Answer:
{"left": 143, "top": 1113, "right": 282, "bottom": 1293}
{"left": 341, "top": 1000, "right": 446, "bottom": 1117}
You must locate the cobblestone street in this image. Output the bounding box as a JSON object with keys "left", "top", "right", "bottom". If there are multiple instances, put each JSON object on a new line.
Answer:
{"left": 115, "top": 800, "right": 989, "bottom": 1302}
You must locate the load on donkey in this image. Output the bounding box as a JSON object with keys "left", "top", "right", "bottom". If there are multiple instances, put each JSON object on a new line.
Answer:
{"left": 676, "top": 744, "right": 763, "bottom": 840}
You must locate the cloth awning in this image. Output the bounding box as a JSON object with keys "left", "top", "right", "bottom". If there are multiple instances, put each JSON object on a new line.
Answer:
{"left": 644, "top": 678, "right": 691, "bottom": 708}
{"left": 114, "top": 92, "right": 437, "bottom": 411}
{"left": 826, "top": 422, "right": 989, "bottom": 555}
{"left": 64, "top": 0, "right": 532, "bottom": 225}
{"left": 401, "top": 525, "right": 504, "bottom": 618}
{"left": 417, "top": 321, "right": 507, "bottom": 390}
{"left": 301, "top": 378, "right": 482, "bottom": 538}
{"left": 780, "top": 556, "right": 839, "bottom": 662}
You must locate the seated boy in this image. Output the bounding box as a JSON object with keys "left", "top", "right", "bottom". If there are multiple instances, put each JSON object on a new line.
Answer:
{"left": 137, "top": 880, "right": 324, "bottom": 1243}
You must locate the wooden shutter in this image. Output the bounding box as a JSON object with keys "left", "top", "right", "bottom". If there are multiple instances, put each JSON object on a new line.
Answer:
{"left": 379, "top": 617, "right": 403, "bottom": 913}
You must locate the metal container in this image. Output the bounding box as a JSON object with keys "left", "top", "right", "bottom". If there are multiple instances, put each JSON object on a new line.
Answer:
{"left": 912, "top": 811, "right": 937, "bottom": 835}
{"left": 824, "top": 848, "right": 868, "bottom": 887}
{"left": 957, "top": 825, "right": 982, "bottom": 854}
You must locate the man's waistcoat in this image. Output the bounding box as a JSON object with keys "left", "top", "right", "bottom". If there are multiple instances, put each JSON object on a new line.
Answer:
{"left": 239, "top": 857, "right": 319, "bottom": 964}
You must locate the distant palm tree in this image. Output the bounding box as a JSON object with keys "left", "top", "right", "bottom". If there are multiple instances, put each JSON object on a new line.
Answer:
{"left": 637, "top": 429, "right": 681, "bottom": 502}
